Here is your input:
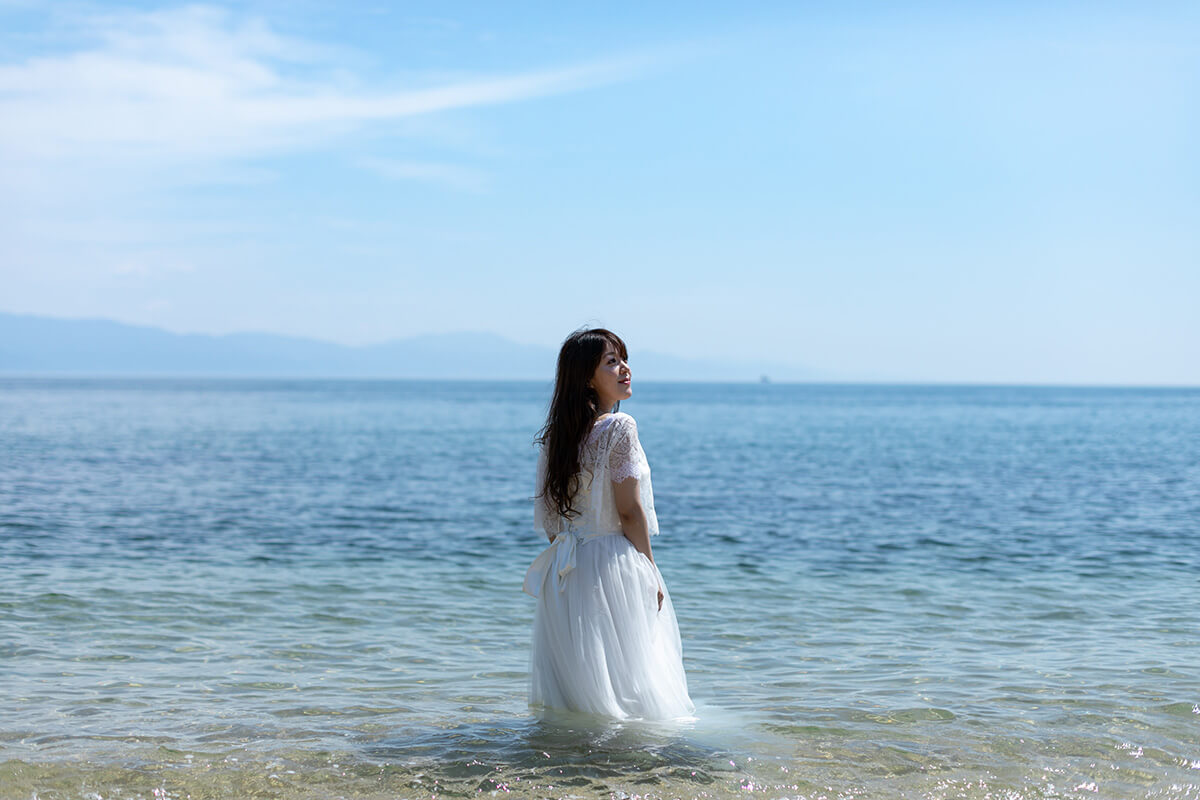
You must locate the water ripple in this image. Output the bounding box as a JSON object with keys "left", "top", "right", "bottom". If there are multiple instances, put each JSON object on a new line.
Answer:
{"left": 1, "top": 379, "right": 1198, "bottom": 799}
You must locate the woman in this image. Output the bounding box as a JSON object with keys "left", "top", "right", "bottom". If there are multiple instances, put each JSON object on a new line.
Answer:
{"left": 523, "top": 328, "right": 694, "bottom": 720}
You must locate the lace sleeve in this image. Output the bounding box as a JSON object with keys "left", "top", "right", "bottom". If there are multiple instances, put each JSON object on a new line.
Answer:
{"left": 607, "top": 414, "right": 646, "bottom": 484}
{"left": 534, "top": 446, "right": 562, "bottom": 539}
{"left": 605, "top": 414, "right": 658, "bottom": 536}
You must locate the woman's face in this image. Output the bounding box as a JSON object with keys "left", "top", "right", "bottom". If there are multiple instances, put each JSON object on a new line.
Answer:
{"left": 590, "top": 345, "right": 632, "bottom": 412}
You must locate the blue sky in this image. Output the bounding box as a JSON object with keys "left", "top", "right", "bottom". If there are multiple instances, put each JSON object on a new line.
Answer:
{"left": 2, "top": 1, "right": 1196, "bottom": 384}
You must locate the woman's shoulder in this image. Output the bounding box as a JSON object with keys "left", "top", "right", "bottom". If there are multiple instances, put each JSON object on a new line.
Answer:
{"left": 586, "top": 413, "right": 637, "bottom": 446}
{"left": 600, "top": 413, "right": 641, "bottom": 447}
{"left": 597, "top": 411, "right": 637, "bottom": 430}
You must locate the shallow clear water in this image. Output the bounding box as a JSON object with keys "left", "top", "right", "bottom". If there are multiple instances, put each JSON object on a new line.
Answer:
{"left": 1, "top": 379, "right": 1198, "bottom": 799}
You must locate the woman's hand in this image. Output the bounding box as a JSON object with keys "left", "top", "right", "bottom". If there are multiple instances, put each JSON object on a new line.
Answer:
{"left": 657, "top": 585, "right": 664, "bottom": 611}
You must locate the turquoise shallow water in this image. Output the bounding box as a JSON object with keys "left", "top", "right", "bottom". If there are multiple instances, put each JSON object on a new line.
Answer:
{"left": 1, "top": 378, "right": 1198, "bottom": 799}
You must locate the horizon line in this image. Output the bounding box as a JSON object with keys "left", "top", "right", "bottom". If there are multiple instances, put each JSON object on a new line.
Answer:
{"left": 1, "top": 373, "right": 1197, "bottom": 390}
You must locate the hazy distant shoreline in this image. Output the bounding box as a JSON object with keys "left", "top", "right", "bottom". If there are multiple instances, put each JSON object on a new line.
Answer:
{"left": 0, "top": 311, "right": 821, "bottom": 382}
{"left": 5, "top": 312, "right": 1196, "bottom": 387}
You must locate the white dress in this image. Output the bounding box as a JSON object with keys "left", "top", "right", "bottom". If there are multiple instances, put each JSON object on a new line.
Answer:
{"left": 523, "top": 412, "right": 694, "bottom": 720}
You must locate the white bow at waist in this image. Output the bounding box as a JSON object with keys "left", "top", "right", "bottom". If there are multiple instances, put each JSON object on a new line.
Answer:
{"left": 523, "top": 530, "right": 624, "bottom": 598}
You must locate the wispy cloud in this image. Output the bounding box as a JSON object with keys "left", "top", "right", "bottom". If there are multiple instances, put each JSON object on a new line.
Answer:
{"left": 0, "top": 5, "right": 645, "bottom": 163}
{"left": 112, "top": 257, "right": 196, "bottom": 277}
{"left": 356, "top": 157, "right": 487, "bottom": 192}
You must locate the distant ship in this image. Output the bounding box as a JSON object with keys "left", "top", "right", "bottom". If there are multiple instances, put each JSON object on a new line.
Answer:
{"left": 760, "top": 375, "right": 771, "bottom": 384}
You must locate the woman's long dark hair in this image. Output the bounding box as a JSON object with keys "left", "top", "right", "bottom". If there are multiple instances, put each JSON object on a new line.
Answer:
{"left": 537, "top": 327, "right": 628, "bottom": 520}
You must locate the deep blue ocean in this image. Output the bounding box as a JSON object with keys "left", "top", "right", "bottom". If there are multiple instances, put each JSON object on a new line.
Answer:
{"left": 1, "top": 378, "right": 1198, "bottom": 800}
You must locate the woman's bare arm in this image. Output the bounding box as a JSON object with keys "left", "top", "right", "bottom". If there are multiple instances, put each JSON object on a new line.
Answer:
{"left": 613, "top": 477, "right": 663, "bottom": 610}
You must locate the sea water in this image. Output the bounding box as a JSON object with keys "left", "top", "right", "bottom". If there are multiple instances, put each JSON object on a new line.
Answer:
{"left": 1, "top": 378, "right": 1197, "bottom": 800}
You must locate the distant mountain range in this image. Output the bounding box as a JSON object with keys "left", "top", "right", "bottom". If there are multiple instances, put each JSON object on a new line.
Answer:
{"left": 0, "top": 312, "right": 819, "bottom": 381}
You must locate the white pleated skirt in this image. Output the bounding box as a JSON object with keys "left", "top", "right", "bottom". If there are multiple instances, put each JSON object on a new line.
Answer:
{"left": 529, "top": 533, "right": 694, "bottom": 720}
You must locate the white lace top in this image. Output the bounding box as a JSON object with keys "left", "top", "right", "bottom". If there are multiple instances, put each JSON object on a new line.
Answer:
{"left": 534, "top": 412, "right": 659, "bottom": 541}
